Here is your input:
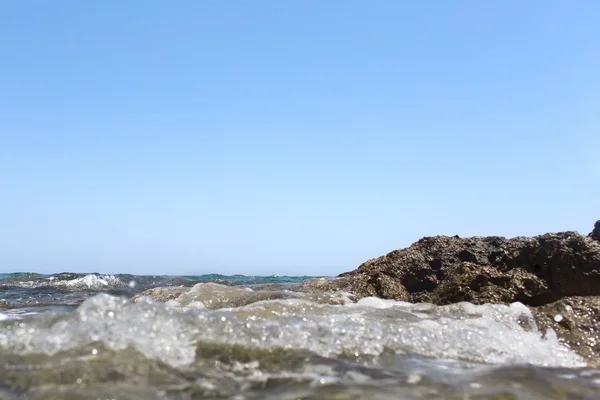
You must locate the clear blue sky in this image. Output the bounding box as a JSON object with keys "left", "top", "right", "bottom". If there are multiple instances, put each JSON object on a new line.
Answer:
{"left": 1, "top": 1, "right": 598, "bottom": 276}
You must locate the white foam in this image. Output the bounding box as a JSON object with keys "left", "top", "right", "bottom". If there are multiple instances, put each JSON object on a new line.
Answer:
{"left": 10, "top": 274, "right": 125, "bottom": 290}
{"left": 0, "top": 294, "right": 196, "bottom": 367}
{"left": 354, "top": 296, "right": 399, "bottom": 309}
{"left": 56, "top": 274, "right": 124, "bottom": 290}
{"left": 0, "top": 291, "right": 586, "bottom": 369}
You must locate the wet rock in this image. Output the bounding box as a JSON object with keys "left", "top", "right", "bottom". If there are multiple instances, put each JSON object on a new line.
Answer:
{"left": 133, "top": 282, "right": 356, "bottom": 309}
{"left": 131, "top": 286, "right": 189, "bottom": 303}
{"left": 329, "top": 221, "right": 600, "bottom": 365}
{"left": 172, "top": 282, "right": 295, "bottom": 309}
{"left": 52, "top": 272, "right": 81, "bottom": 281}
{"left": 337, "top": 230, "right": 600, "bottom": 306}
{"left": 589, "top": 220, "right": 600, "bottom": 243}
{"left": 531, "top": 296, "right": 600, "bottom": 367}
{"left": 0, "top": 301, "right": 13, "bottom": 309}
{"left": 300, "top": 274, "right": 409, "bottom": 301}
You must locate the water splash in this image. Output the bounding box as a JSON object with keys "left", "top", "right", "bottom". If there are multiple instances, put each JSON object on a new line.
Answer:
{"left": 0, "top": 284, "right": 585, "bottom": 369}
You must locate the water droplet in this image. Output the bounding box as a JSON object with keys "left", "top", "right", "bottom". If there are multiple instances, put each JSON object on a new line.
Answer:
{"left": 128, "top": 280, "right": 136, "bottom": 288}
{"left": 92, "top": 348, "right": 98, "bottom": 355}
{"left": 407, "top": 373, "right": 422, "bottom": 384}
{"left": 554, "top": 314, "right": 564, "bottom": 322}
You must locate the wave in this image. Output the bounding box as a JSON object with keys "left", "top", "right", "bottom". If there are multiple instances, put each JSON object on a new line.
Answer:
{"left": 1, "top": 284, "right": 584, "bottom": 369}
{"left": 1, "top": 283, "right": 598, "bottom": 399}
{"left": 0, "top": 273, "right": 126, "bottom": 290}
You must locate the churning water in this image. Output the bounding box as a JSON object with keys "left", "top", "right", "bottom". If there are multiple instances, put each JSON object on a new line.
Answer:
{"left": 1, "top": 273, "right": 599, "bottom": 399}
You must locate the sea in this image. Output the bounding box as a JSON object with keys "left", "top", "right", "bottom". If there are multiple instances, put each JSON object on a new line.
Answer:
{"left": 1, "top": 272, "right": 599, "bottom": 399}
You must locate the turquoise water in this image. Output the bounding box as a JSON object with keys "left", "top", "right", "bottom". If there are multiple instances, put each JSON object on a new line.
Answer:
{"left": 182, "top": 273, "right": 316, "bottom": 284}
{"left": 0, "top": 272, "right": 40, "bottom": 279}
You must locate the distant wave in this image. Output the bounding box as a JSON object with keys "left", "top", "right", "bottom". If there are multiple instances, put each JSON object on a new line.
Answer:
{"left": 0, "top": 272, "right": 319, "bottom": 291}
{"left": 0, "top": 273, "right": 125, "bottom": 290}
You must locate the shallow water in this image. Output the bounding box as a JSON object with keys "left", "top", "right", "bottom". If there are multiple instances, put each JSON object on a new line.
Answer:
{"left": 1, "top": 273, "right": 599, "bottom": 399}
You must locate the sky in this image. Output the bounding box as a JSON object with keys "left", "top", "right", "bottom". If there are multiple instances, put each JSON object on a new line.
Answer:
{"left": 0, "top": 1, "right": 598, "bottom": 276}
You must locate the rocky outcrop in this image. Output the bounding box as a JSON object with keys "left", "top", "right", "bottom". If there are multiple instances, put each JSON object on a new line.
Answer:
{"left": 302, "top": 221, "right": 600, "bottom": 366}
{"left": 589, "top": 220, "right": 600, "bottom": 243}
{"left": 331, "top": 231, "right": 600, "bottom": 306}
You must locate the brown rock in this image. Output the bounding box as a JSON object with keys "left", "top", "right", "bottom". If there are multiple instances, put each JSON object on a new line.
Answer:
{"left": 589, "top": 220, "right": 600, "bottom": 243}
{"left": 328, "top": 222, "right": 600, "bottom": 364}
{"left": 531, "top": 296, "right": 600, "bottom": 367}
{"left": 338, "top": 230, "right": 600, "bottom": 306}
{"left": 301, "top": 273, "right": 409, "bottom": 301}
{"left": 427, "top": 262, "right": 549, "bottom": 305}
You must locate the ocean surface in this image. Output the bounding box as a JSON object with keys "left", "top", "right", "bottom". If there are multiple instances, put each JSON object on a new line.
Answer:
{"left": 1, "top": 272, "right": 599, "bottom": 399}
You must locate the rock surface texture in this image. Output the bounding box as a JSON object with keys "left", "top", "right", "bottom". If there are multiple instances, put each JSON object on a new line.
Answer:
{"left": 329, "top": 231, "right": 600, "bottom": 306}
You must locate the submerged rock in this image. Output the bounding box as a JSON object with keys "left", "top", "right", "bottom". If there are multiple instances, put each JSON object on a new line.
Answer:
{"left": 132, "top": 282, "right": 357, "bottom": 309}
{"left": 51, "top": 272, "right": 81, "bottom": 281}
{"left": 131, "top": 286, "right": 189, "bottom": 303}
{"left": 300, "top": 274, "right": 409, "bottom": 301}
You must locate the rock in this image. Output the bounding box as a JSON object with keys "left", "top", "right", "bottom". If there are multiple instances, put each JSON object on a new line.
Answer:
{"left": 429, "top": 262, "right": 549, "bottom": 305}
{"left": 131, "top": 286, "right": 189, "bottom": 303}
{"left": 589, "top": 220, "right": 600, "bottom": 243}
{"left": 0, "top": 301, "right": 13, "bottom": 309}
{"left": 337, "top": 230, "right": 600, "bottom": 306}
{"left": 53, "top": 272, "right": 81, "bottom": 281}
{"left": 531, "top": 296, "right": 600, "bottom": 366}
{"left": 169, "top": 282, "right": 295, "bottom": 309}
{"left": 300, "top": 274, "right": 409, "bottom": 301}
{"left": 327, "top": 222, "right": 600, "bottom": 365}
{"left": 134, "top": 282, "right": 358, "bottom": 309}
